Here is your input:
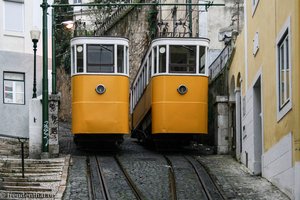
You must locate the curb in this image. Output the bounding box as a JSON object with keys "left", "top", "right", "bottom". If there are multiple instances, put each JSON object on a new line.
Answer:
{"left": 55, "top": 155, "right": 71, "bottom": 200}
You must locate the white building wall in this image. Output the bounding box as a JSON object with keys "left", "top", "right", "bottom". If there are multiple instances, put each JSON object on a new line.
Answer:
{"left": 262, "top": 133, "right": 294, "bottom": 199}
{"left": 0, "top": 0, "right": 53, "bottom": 138}
{"left": 241, "top": 88, "right": 256, "bottom": 172}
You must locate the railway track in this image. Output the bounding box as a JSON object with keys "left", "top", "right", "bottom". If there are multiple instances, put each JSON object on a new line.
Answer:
{"left": 164, "top": 155, "right": 177, "bottom": 200}
{"left": 184, "top": 156, "right": 226, "bottom": 200}
{"left": 88, "top": 155, "right": 145, "bottom": 200}
{"left": 164, "top": 155, "right": 226, "bottom": 200}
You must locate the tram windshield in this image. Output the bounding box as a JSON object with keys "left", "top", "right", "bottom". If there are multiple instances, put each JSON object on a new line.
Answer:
{"left": 87, "top": 44, "right": 114, "bottom": 73}
{"left": 169, "top": 45, "right": 196, "bottom": 74}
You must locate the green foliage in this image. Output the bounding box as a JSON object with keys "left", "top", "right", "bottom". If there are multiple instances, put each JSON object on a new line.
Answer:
{"left": 147, "top": 5, "right": 158, "bottom": 40}
{"left": 54, "top": 0, "right": 73, "bottom": 73}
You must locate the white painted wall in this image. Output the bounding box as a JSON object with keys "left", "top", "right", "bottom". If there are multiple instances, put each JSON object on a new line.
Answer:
{"left": 0, "top": 0, "right": 53, "bottom": 57}
{"left": 241, "top": 88, "right": 256, "bottom": 172}
{"left": 29, "top": 97, "right": 43, "bottom": 158}
{"left": 0, "top": 0, "right": 53, "bottom": 138}
{"left": 262, "top": 133, "right": 294, "bottom": 199}
{"left": 295, "top": 162, "right": 300, "bottom": 200}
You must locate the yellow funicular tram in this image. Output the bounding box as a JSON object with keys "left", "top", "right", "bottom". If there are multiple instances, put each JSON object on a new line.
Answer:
{"left": 71, "top": 37, "right": 130, "bottom": 144}
{"left": 131, "top": 37, "right": 209, "bottom": 144}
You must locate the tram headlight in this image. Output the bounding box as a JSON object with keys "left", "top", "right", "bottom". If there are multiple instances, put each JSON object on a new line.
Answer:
{"left": 96, "top": 84, "right": 106, "bottom": 94}
{"left": 177, "top": 85, "right": 188, "bottom": 95}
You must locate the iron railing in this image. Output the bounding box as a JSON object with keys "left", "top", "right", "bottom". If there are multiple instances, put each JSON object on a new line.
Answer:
{"left": 209, "top": 44, "right": 233, "bottom": 81}
{"left": 0, "top": 134, "right": 29, "bottom": 178}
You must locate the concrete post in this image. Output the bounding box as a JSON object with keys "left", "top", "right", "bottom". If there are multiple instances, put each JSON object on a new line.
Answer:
{"left": 29, "top": 97, "right": 43, "bottom": 158}
{"left": 215, "top": 96, "right": 229, "bottom": 154}
{"left": 49, "top": 93, "right": 60, "bottom": 157}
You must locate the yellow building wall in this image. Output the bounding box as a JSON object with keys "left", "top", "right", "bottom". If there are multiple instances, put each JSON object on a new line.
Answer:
{"left": 229, "top": 0, "right": 300, "bottom": 162}
{"left": 295, "top": 0, "right": 300, "bottom": 163}
{"left": 245, "top": 0, "right": 298, "bottom": 156}
{"left": 228, "top": 1, "right": 300, "bottom": 197}
{"left": 228, "top": 30, "right": 245, "bottom": 94}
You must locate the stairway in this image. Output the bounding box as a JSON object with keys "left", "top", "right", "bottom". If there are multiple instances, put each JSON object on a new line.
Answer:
{"left": 0, "top": 137, "right": 29, "bottom": 158}
{"left": 0, "top": 156, "right": 70, "bottom": 200}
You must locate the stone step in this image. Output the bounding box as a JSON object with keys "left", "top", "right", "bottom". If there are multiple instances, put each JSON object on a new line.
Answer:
{"left": 4, "top": 163, "right": 65, "bottom": 168}
{"left": 2, "top": 185, "right": 52, "bottom": 192}
{"left": 3, "top": 177, "right": 61, "bottom": 183}
{"left": 3, "top": 182, "right": 41, "bottom": 187}
{"left": 0, "top": 172, "right": 62, "bottom": 177}
{"left": 0, "top": 167, "right": 63, "bottom": 173}
{"left": 0, "top": 158, "right": 65, "bottom": 164}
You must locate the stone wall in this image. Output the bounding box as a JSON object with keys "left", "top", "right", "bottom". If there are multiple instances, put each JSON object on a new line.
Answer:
{"left": 103, "top": 6, "right": 152, "bottom": 83}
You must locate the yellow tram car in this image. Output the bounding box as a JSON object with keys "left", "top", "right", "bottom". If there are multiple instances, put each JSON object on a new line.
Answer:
{"left": 71, "top": 37, "right": 130, "bottom": 144}
{"left": 131, "top": 37, "right": 209, "bottom": 144}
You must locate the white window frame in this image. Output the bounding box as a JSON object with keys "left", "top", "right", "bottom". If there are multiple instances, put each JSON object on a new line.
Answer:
{"left": 276, "top": 16, "right": 292, "bottom": 122}
{"left": 3, "top": 0, "right": 25, "bottom": 36}
{"left": 252, "top": 0, "right": 259, "bottom": 16}
{"left": 3, "top": 72, "right": 25, "bottom": 105}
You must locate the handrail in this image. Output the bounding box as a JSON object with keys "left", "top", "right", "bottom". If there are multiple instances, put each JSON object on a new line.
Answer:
{"left": 0, "top": 134, "right": 28, "bottom": 141}
{"left": 209, "top": 44, "right": 233, "bottom": 81}
{"left": 0, "top": 134, "right": 28, "bottom": 178}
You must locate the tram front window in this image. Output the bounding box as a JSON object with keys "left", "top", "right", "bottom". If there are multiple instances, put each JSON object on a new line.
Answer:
{"left": 87, "top": 44, "right": 114, "bottom": 73}
{"left": 169, "top": 45, "right": 196, "bottom": 74}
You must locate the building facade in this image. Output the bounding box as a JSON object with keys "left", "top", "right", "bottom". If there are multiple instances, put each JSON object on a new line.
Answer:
{"left": 0, "top": 0, "right": 53, "bottom": 138}
{"left": 228, "top": 0, "right": 300, "bottom": 199}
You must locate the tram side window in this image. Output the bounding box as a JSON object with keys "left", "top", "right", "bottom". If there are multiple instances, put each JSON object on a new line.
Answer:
{"left": 169, "top": 45, "right": 196, "bottom": 73}
{"left": 125, "top": 46, "right": 129, "bottom": 74}
{"left": 87, "top": 44, "right": 114, "bottom": 73}
{"left": 148, "top": 53, "right": 152, "bottom": 79}
{"left": 199, "top": 46, "right": 206, "bottom": 74}
{"left": 153, "top": 47, "right": 157, "bottom": 74}
{"left": 159, "top": 46, "right": 166, "bottom": 73}
{"left": 76, "top": 45, "right": 84, "bottom": 73}
{"left": 117, "top": 45, "right": 124, "bottom": 73}
{"left": 72, "top": 46, "right": 75, "bottom": 74}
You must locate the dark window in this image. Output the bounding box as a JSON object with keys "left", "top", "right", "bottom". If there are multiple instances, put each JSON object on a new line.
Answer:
{"left": 159, "top": 46, "right": 166, "bottom": 73}
{"left": 76, "top": 45, "right": 83, "bottom": 73}
{"left": 199, "top": 46, "right": 206, "bottom": 74}
{"left": 117, "top": 45, "right": 124, "bottom": 73}
{"left": 169, "top": 45, "right": 196, "bottom": 73}
{"left": 87, "top": 44, "right": 114, "bottom": 73}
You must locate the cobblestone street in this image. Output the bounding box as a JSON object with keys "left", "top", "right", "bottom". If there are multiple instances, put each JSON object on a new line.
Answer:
{"left": 59, "top": 122, "right": 290, "bottom": 200}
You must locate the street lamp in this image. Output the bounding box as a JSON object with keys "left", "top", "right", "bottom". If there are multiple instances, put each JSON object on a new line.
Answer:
{"left": 30, "top": 27, "right": 41, "bottom": 98}
{"left": 62, "top": 20, "right": 74, "bottom": 29}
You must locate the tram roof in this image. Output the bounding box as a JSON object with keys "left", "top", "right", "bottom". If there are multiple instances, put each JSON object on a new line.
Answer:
{"left": 71, "top": 36, "right": 129, "bottom": 46}
{"left": 151, "top": 37, "right": 210, "bottom": 46}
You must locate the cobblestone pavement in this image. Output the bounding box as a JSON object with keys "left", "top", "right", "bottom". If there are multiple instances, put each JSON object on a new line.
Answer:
{"left": 59, "top": 122, "right": 290, "bottom": 200}
{"left": 197, "top": 155, "right": 290, "bottom": 200}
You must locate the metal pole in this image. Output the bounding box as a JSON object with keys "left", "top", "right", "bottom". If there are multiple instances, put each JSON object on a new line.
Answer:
{"left": 32, "top": 40, "right": 38, "bottom": 98}
{"left": 21, "top": 142, "right": 24, "bottom": 178}
{"left": 41, "top": 0, "right": 49, "bottom": 153}
{"left": 52, "top": 8, "right": 56, "bottom": 94}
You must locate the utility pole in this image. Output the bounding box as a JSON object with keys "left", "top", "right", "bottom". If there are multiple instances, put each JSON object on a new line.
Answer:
{"left": 41, "top": 0, "right": 49, "bottom": 154}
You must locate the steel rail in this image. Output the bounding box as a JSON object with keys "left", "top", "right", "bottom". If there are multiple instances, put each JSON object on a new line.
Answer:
{"left": 184, "top": 156, "right": 212, "bottom": 199}
{"left": 114, "top": 155, "right": 145, "bottom": 200}
{"left": 163, "top": 155, "right": 178, "bottom": 200}
{"left": 89, "top": 156, "right": 112, "bottom": 200}
{"left": 184, "top": 156, "right": 225, "bottom": 200}
{"left": 192, "top": 156, "right": 227, "bottom": 200}
{"left": 95, "top": 156, "right": 112, "bottom": 200}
